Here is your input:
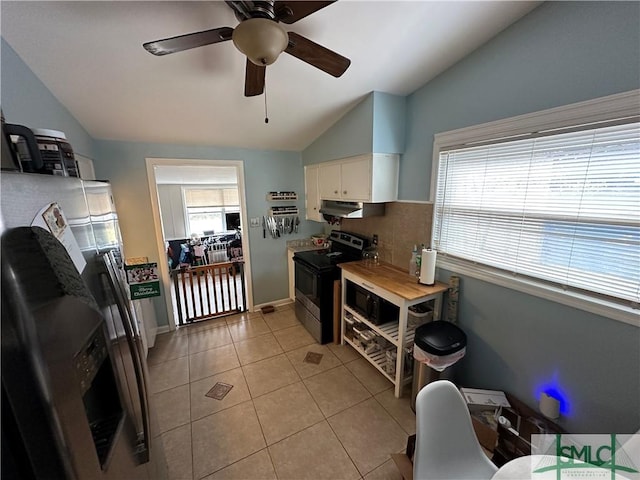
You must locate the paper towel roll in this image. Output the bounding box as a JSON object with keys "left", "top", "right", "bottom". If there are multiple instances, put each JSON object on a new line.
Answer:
{"left": 419, "top": 249, "right": 437, "bottom": 285}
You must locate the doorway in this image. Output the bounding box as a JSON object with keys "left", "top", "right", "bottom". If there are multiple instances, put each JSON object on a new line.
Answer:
{"left": 145, "top": 158, "right": 253, "bottom": 330}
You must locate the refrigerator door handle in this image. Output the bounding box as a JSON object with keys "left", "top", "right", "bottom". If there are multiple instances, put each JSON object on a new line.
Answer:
{"left": 101, "top": 253, "right": 151, "bottom": 464}
{"left": 122, "top": 296, "right": 151, "bottom": 464}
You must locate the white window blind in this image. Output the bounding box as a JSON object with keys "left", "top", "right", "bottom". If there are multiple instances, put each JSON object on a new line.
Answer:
{"left": 184, "top": 187, "right": 240, "bottom": 235}
{"left": 185, "top": 188, "right": 239, "bottom": 207}
{"left": 433, "top": 121, "right": 640, "bottom": 306}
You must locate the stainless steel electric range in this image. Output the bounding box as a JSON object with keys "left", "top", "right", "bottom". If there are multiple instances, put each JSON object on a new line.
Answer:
{"left": 293, "top": 230, "right": 369, "bottom": 344}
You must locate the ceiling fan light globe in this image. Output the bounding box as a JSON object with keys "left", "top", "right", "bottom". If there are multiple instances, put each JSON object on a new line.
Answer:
{"left": 232, "top": 18, "right": 288, "bottom": 66}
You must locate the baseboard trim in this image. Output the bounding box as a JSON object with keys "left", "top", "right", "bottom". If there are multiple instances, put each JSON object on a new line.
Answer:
{"left": 252, "top": 298, "right": 294, "bottom": 312}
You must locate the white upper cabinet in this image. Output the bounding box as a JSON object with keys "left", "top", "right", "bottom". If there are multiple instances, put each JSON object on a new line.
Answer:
{"left": 340, "top": 157, "right": 371, "bottom": 200}
{"left": 318, "top": 162, "right": 342, "bottom": 200}
{"left": 304, "top": 164, "right": 324, "bottom": 222}
{"left": 316, "top": 153, "right": 399, "bottom": 203}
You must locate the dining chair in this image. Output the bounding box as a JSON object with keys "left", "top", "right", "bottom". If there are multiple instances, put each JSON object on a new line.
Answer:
{"left": 413, "top": 380, "right": 498, "bottom": 480}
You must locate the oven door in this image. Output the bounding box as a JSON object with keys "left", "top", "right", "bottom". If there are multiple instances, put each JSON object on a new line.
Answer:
{"left": 294, "top": 258, "right": 320, "bottom": 311}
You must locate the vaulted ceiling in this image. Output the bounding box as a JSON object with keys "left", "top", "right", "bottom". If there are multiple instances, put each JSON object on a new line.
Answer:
{"left": 1, "top": 1, "right": 540, "bottom": 151}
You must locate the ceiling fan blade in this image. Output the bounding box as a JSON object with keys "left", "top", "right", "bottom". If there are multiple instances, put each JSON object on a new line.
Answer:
{"left": 285, "top": 32, "right": 350, "bottom": 77}
{"left": 245, "top": 59, "right": 266, "bottom": 97}
{"left": 143, "top": 27, "right": 234, "bottom": 56}
{"left": 275, "top": 1, "right": 335, "bottom": 24}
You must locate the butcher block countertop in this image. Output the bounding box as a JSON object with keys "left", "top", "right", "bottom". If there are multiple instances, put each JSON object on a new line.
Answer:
{"left": 339, "top": 261, "right": 448, "bottom": 301}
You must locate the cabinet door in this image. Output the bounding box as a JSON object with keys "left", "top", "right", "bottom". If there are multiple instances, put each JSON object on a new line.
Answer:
{"left": 340, "top": 157, "right": 371, "bottom": 201}
{"left": 318, "top": 162, "right": 342, "bottom": 200}
{"left": 305, "top": 165, "right": 323, "bottom": 222}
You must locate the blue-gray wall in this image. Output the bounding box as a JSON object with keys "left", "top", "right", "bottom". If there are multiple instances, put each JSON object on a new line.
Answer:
{"left": 372, "top": 92, "right": 406, "bottom": 154}
{"left": 302, "top": 93, "right": 374, "bottom": 164}
{"left": 301, "top": 1, "right": 640, "bottom": 434}
{"left": 1, "top": 37, "right": 321, "bottom": 328}
{"left": 302, "top": 91, "right": 406, "bottom": 164}
{"left": 443, "top": 268, "right": 639, "bottom": 434}
{"left": 94, "top": 140, "right": 311, "bottom": 327}
{"left": 402, "top": 1, "right": 640, "bottom": 202}
{"left": 1, "top": 39, "right": 95, "bottom": 158}
{"left": 406, "top": 1, "right": 640, "bottom": 433}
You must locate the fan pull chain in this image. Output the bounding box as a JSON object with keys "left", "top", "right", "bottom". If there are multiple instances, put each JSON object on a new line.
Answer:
{"left": 264, "top": 76, "right": 269, "bottom": 124}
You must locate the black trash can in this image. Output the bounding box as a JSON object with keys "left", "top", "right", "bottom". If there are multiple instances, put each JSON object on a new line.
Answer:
{"left": 411, "top": 320, "right": 467, "bottom": 411}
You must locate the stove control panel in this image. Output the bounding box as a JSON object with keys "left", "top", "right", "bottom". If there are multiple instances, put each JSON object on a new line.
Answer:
{"left": 329, "top": 231, "right": 368, "bottom": 252}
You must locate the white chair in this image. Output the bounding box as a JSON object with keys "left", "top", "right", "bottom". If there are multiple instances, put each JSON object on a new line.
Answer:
{"left": 414, "top": 380, "right": 498, "bottom": 480}
{"left": 622, "top": 430, "right": 640, "bottom": 471}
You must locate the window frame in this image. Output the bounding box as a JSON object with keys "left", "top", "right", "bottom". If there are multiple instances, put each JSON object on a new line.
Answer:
{"left": 430, "top": 89, "right": 640, "bottom": 327}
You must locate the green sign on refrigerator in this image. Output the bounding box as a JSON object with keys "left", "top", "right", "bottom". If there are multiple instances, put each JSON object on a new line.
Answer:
{"left": 125, "top": 262, "right": 161, "bottom": 299}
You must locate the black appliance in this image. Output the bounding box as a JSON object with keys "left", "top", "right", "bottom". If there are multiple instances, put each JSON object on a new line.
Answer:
{"left": 345, "top": 280, "right": 400, "bottom": 326}
{"left": 293, "top": 230, "right": 368, "bottom": 344}
{"left": 1, "top": 171, "right": 166, "bottom": 479}
{"left": 225, "top": 211, "right": 241, "bottom": 230}
{"left": 1, "top": 115, "right": 78, "bottom": 176}
{"left": 1, "top": 113, "right": 42, "bottom": 172}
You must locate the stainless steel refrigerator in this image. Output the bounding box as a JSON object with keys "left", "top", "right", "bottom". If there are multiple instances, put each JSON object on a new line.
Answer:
{"left": 1, "top": 171, "right": 167, "bottom": 479}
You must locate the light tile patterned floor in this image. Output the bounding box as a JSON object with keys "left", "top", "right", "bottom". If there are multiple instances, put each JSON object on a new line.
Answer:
{"left": 148, "top": 304, "right": 413, "bottom": 480}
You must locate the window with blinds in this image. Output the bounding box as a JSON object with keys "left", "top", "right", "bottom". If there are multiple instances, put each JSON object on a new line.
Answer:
{"left": 183, "top": 187, "right": 240, "bottom": 235}
{"left": 184, "top": 188, "right": 239, "bottom": 207}
{"left": 433, "top": 120, "right": 640, "bottom": 307}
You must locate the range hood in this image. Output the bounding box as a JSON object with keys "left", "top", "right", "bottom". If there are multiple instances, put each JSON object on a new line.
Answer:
{"left": 319, "top": 200, "right": 385, "bottom": 218}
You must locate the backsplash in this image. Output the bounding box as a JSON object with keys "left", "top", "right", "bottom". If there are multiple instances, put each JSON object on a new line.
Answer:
{"left": 333, "top": 202, "right": 433, "bottom": 272}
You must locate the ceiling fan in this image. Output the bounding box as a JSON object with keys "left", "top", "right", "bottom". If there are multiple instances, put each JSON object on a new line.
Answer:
{"left": 143, "top": 1, "right": 351, "bottom": 97}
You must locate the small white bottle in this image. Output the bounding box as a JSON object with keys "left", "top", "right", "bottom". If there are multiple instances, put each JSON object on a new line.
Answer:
{"left": 409, "top": 245, "right": 418, "bottom": 276}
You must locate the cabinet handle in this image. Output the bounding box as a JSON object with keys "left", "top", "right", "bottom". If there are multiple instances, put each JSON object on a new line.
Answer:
{"left": 343, "top": 190, "right": 347, "bottom": 195}
{"left": 334, "top": 190, "right": 338, "bottom": 194}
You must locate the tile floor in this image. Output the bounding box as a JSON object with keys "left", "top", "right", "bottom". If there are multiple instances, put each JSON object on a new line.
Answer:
{"left": 148, "top": 304, "right": 415, "bottom": 480}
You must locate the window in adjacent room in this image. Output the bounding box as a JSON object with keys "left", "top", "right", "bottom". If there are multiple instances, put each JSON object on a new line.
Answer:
{"left": 431, "top": 91, "right": 639, "bottom": 323}
{"left": 183, "top": 187, "right": 240, "bottom": 235}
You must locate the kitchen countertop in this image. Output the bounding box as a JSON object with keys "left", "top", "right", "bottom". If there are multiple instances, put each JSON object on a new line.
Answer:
{"left": 339, "top": 260, "right": 448, "bottom": 300}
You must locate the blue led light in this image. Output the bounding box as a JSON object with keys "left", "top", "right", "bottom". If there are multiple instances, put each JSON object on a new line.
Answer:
{"left": 534, "top": 377, "right": 571, "bottom": 416}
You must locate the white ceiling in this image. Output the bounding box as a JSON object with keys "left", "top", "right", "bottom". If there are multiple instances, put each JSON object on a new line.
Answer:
{"left": 1, "top": 1, "right": 540, "bottom": 152}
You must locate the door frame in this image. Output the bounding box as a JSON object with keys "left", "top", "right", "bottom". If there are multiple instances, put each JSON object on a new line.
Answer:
{"left": 145, "top": 157, "right": 254, "bottom": 330}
